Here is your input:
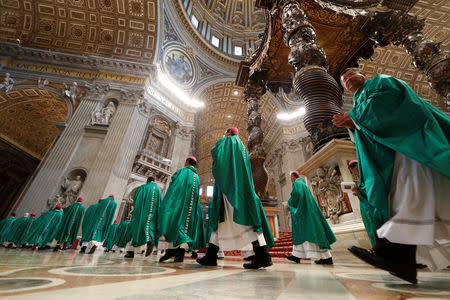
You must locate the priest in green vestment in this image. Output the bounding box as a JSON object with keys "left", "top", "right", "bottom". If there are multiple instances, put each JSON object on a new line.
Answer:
{"left": 124, "top": 177, "right": 162, "bottom": 258}
{"left": 197, "top": 128, "right": 274, "bottom": 269}
{"left": 285, "top": 171, "right": 336, "bottom": 265}
{"left": 158, "top": 156, "right": 205, "bottom": 263}
{"left": 0, "top": 213, "right": 16, "bottom": 245}
{"left": 103, "top": 220, "right": 118, "bottom": 252}
{"left": 115, "top": 217, "right": 131, "bottom": 251}
{"left": 4, "top": 213, "right": 29, "bottom": 247}
{"left": 83, "top": 195, "right": 117, "bottom": 254}
{"left": 54, "top": 197, "right": 85, "bottom": 251}
{"left": 16, "top": 213, "right": 36, "bottom": 247}
{"left": 333, "top": 69, "right": 450, "bottom": 284}
{"left": 79, "top": 203, "right": 98, "bottom": 253}
{"left": 27, "top": 205, "right": 64, "bottom": 249}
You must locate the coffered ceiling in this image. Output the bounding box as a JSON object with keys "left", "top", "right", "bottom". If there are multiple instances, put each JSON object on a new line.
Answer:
{"left": 0, "top": 0, "right": 158, "bottom": 63}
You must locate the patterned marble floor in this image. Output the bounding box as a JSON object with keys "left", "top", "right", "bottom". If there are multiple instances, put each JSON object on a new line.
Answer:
{"left": 0, "top": 248, "right": 448, "bottom": 299}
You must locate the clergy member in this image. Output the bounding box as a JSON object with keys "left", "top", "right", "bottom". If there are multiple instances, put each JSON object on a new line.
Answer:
{"left": 27, "top": 205, "right": 64, "bottom": 250}
{"left": 125, "top": 177, "right": 162, "bottom": 259}
{"left": 157, "top": 156, "right": 206, "bottom": 263}
{"left": 333, "top": 68, "right": 450, "bottom": 284}
{"left": 16, "top": 213, "right": 36, "bottom": 247}
{"left": 0, "top": 213, "right": 16, "bottom": 245}
{"left": 285, "top": 171, "right": 336, "bottom": 264}
{"left": 103, "top": 220, "right": 119, "bottom": 252}
{"left": 115, "top": 217, "right": 131, "bottom": 252}
{"left": 79, "top": 202, "right": 99, "bottom": 253}
{"left": 197, "top": 127, "right": 274, "bottom": 269}
{"left": 54, "top": 197, "right": 85, "bottom": 251}
{"left": 84, "top": 195, "right": 117, "bottom": 254}
{"left": 4, "top": 213, "right": 29, "bottom": 248}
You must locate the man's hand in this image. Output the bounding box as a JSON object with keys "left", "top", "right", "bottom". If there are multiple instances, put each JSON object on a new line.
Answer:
{"left": 332, "top": 112, "right": 355, "bottom": 130}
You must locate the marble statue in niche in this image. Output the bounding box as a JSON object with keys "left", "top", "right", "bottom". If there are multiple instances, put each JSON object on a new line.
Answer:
{"left": 311, "top": 166, "right": 347, "bottom": 224}
{"left": 0, "top": 73, "right": 14, "bottom": 92}
{"left": 47, "top": 194, "right": 64, "bottom": 210}
{"left": 60, "top": 175, "right": 83, "bottom": 206}
{"left": 91, "top": 101, "right": 116, "bottom": 125}
{"left": 63, "top": 82, "right": 80, "bottom": 102}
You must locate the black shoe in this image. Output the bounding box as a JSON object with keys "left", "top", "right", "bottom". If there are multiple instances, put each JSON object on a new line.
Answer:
{"left": 191, "top": 252, "right": 198, "bottom": 258}
{"left": 124, "top": 251, "right": 134, "bottom": 258}
{"left": 243, "top": 255, "right": 255, "bottom": 261}
{"left": 285, "top": 254, "right": 301, "bottom": 264}
{"left": 174, "top": 248, "right": 185, "bottom": 263}
{"left": 6, "top": 243, "right": 13, "bottom": 249}
{"left": 62, "top": 243, "right": 67, "bottom": 251}
{"left": 88, "top": 245, "right": 97, "bottom": 254}
{"left": 159, "top": 249, "right": 175, "bottom": 262}
{"left": 104, "top": 249, "right": 109, "bottom": 253}
{"left": 145, "top": 241, "right": 154, "bottom": 257}
{"left": 196, "top": 244, "right": 219, "bottom": 266}
{"left": 348, "top": 244, "right": 417, "bottom": 284}
{"left": 53, "top": 245, "right": 61, "bottom": 252}
{"left": 314, "top": 257, "right": 333, "bottom": 265}
{"left": 243, "top": 241, "right": 273, "bottom": 269}
{"left": 79, "top": 246, "right": 87, "bottom": 253}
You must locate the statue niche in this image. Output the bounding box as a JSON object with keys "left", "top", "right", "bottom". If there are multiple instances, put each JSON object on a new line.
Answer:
{"left": 48, "top": 170, "right": 86, "bottom": 209}
{"left": 91, "top": 100, "right": 117, "bottom": 126}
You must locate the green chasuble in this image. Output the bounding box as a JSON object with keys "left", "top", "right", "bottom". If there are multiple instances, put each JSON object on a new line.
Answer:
{"left": 16, "top": 217, "right": 36, "bottom": 246}
{"left": 208, "top": 135, "right": 275, "bottom": 248}
{"left": 289, "top": 178, "right": 336, "bottom": 249}
{"left": 157, "top": 165, "right": 206, "bottom": 250}
{"left": 26, "top": 210, "right": 64, "bottom": 247}
{"left": 4, "top": 216, "right": 29, "bottom": 245}
{"left": 80, "top": 204, "right": 98, "bottom": 244}
{"left": 85, "top": 197, "right": 117, "bottom": 243}
{"left": 103, "top": 223, "right": 118, "bottom": 250}
{"left": 349, "top": 75, "right": 450, "bottom": 246}
{"left": 55, "top": 202, "right": 85, "bottom": 247}
{"left": 115, "top": 220, "right": 131, "bottom": 248}
{"left": 0, "top": 217, "right": 16, "bottom": 243}
{"left": 129, "top": 182, "right": 162, "bottom": 247}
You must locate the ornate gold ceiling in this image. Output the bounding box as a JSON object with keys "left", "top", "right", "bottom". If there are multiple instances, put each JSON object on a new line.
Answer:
{"left": 0, "top": 0, "right": 158, "bottom": 63}
{"left": 197, "top": 80, "right": 277, "bottom": 182}
{"left": 0, "top": 88, "right": 68, "bottom": 159}
{"left": 198, "top": 0, "right": 266, "bottom": 32}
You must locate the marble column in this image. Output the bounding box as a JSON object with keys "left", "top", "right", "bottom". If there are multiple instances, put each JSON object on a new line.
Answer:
{"left": 14, "top": 86, "right": 107, "bottom": 216}
{"left": 80, "top": 91, "right": 147, "bottom": 209}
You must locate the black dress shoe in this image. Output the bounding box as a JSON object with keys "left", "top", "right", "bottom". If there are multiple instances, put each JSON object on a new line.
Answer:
{"left": 53, "top": 245, "right": 61, "bottom": 252}
{"left": 174, "top": 248, "right": 185, "bottom": 263}
{"left": 124, "top": 251, "right": 134, "bottom": 258}
{"left": 159, "top": 249, "right": 175, "bottom": 262}
{"left": 196, "top": 244, "right": 219, "bottom": 266}
{"left": 79, "top": 246, "right": 87, "bottom": 253}
{"left": 285, "top": 254, "right": 301, "bottom": 263}
{"left": 191, "top": 251, "right": 198, "bottom": 258}
{"left": 145, "top": 241, "right": 154, "bottom": 257}
{"left": 88, "top": 245, "right": 97, "bottom": 254}
{"left": 243, "top": 255, "right": 255, "bottom": 261}
{"left": 314, "top": 257, "right": 333, "bottom": 265}
{"left": 348, "top": 245, "right": 417, "bottom": 284}
{"left": 243, "top": 241, "right": 273, "bottom": 269}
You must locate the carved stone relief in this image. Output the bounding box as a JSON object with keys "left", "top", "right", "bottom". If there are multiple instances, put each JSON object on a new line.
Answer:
{"left": 310, "top": 165, "right": 352, "bottom": 224}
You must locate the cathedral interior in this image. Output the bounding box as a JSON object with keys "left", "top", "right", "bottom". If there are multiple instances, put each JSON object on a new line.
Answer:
{"left": 0, "top": 0, "right": 448, "bottom": 298}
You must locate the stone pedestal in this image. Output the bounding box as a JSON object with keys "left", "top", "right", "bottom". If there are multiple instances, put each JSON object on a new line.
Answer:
{"left": 264, "top": 206, "right": 280, "bottom": 240}
{"left": 297, "top": 139, "right": 370, "bottom": 251}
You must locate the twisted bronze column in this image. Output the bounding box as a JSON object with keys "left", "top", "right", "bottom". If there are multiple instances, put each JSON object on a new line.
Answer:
{"left": 280, "top": 1, "right": 348, "bottom": 151}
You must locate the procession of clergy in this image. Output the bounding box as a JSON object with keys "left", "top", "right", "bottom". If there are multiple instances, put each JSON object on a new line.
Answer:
{"left": 0, "top": 70, "right": 449, "bottom": 284}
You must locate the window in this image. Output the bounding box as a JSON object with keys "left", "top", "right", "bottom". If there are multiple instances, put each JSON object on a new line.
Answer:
{"left": 191, "top": 15, "right": 199, "bottom": 29}
{"left": 234, "top": 46, "right": 242, "bottom": 56}
{"left": 206, "top": 185, "right": 214, "bottom": 197}
{"left": 211, "top": 35, "right": 220, "bottom": 48}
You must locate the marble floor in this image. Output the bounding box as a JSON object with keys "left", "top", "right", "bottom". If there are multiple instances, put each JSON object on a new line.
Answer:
{"left": 0, "top": 248, "right": 448, "bottom": 299}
